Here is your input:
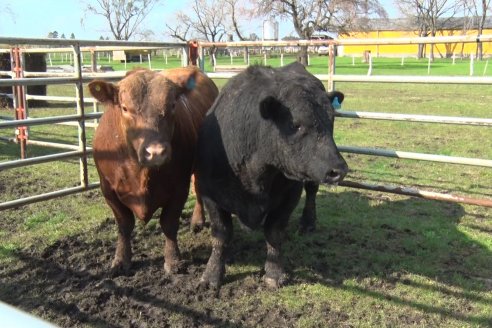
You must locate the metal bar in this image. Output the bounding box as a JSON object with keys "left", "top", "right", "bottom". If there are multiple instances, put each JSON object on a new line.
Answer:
{"left": 0, "top": 151, "right": 84, "bottom": 170}
{"left": 199, "top": 34, "right": 492, "bottom": 48}
{"left": 73, "top": 43, "right": 89, "bottom": 189}
{"left": 338, "top": 180, "right": 492, "bottom": 208}
{"left": 0, "top": 113, "right": 102, "bottom": 128}
{"left": 0, "top": 36, "right": 185, "bottom": 47}
{"left": 27, "top": 139, "right": 93, "bottom": 151}
{"left": 326, "top": 74, "right": 492, "bottom": 84}
{"left": 0, "top": 77, "right": 78, "bottom": 86}
{"left": 25, "top": 95, "right": 97, "bottom": 102}
{"left": 336, "top": 110, "right": 492, "bottom": 126}
{"left": 339, "top": 146, "right": 492, "bottom": 167}
{"left": 0, "top": 184, "right": 100, "bottom": 211}
{"left": 0, "top": 73, "right": 126, "bottom": 87}
{"left": 206, "top": 72, "right": 492, "bottom": 85}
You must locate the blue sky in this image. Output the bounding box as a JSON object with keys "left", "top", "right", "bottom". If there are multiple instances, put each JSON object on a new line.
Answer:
{"left": 0, "top": 0, "right": 399, "bottom": 41}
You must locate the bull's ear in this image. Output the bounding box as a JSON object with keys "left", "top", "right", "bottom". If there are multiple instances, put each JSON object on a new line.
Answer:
{"left": 327, "top": 91, "right": 344, "bottom": 107}
{"left": 88, "top": 80, "right": 118, "bottom": 104}
{"left": 165, "top": 67, "right": 198, "bottom": 93}
{"left": 259, "top": 95, "right": 287, "bottom": 121}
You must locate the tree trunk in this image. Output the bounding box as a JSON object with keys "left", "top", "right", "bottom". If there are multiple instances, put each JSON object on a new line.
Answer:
{"left": 297, "top": 46, "right": 308, "bottom": 66}
{"left": 418, "top": 44, "right": 425, "bottom": 59}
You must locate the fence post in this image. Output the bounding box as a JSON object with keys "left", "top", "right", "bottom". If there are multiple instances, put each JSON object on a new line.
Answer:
{"left": 72, "top": 43, "right": 89, "bottom": 189}
{"left": 367, "top": 52, "right": 373, "bottom": 76}
{"left": 328, "top": 44, "right": 336, "bottom": 92}
{"left": 470, "top": 53, "right": 474, "bottom": 76}
{"left": 10, "top": 47, "right": 28, "bottom": 159}
{"left": 90, "top": 49, "right": 97, "bottom": 72}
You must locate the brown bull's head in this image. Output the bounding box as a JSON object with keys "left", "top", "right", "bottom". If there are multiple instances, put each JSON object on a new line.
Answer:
{"left": 89, "top": 67, "right": 198, "bottom": 167}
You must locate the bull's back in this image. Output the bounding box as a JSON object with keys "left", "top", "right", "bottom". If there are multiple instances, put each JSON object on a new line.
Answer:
{"left": 173, "top": 69, "right": 218, "bottom": 148}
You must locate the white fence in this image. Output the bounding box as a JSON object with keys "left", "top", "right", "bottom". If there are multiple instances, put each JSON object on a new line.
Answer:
{"left": 0, "top": 35, "right": 491, "bottom": 209}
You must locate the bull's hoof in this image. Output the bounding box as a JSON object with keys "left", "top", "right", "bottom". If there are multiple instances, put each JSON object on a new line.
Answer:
{"left": 198, "top": 276, "right": 222, "bottom": 293}
{"left": 298, "top": 212, "right": 316, "bottom": 234}
{"left": 199, "top": 267, "right": 224, "bottom": 292}
{"left": 110, "top": 258, "right": 131, "bottom": 276}
{"left": 263, "top": 273, "right": 288, "bottom": 289}
{"left": 164, "top": 260, "right": 187, "bottom": 275}
{"left": 190, "top": 220, "right": 205, "bottom": 233}
{"left": 298, "top": 221, "right": 316, "bottom": 234}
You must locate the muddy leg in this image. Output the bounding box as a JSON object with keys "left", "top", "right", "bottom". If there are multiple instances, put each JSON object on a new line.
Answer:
{"left": 105, "top": 196, "right": 135, "bottom": 275}
{"left": 159, "top": 200, "right": 187, "bottom": 274}
{"left": 264, "top": 186, "right": 302, "bottom": 288}
{"left": 299, "top": 181, "right": 319, "bottom": 234}
{"left": 200, "top": 198, "right": 232, "bottom": 290}
{"left": 190, "top": 174, "right": 206, "bottom": 233}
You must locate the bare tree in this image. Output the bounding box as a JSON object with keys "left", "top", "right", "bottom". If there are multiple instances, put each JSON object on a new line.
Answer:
{"left": 462, "top": 0, "right": 491, "bottom": 59}
{"left": 83, "top": 0, "right": 161, "bottom": 40}
{"left": 256, "top": 0, "right": 387, "bottom": 65}
{"left": 166, "top": 0, "right": 229, "bottom": 63}
{"left": 398, "top": 0, "right": 460, "bottom": 59}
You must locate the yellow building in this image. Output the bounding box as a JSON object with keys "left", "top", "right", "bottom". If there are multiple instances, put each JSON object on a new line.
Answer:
{"left": 338, "top": 17, "right": 492, "bottom": 58}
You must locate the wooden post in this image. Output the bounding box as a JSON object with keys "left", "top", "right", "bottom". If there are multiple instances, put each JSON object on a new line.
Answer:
{"left": 328, "top": 44, "right": 336, "bottom": 92}
{"left": 470, "top": 53, "right": 474, "bottom": 76}
{"left": 90, "top": 49, "right": 97, "bottom": 72}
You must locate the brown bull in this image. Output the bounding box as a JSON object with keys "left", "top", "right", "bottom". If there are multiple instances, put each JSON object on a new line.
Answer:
{"left": 88, "top": 67, "right": 218, "bottom": 274}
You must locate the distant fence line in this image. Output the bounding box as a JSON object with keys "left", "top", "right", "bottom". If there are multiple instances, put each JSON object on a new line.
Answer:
{"left": 0, "top": 35, "right": 491, "bottom": 210}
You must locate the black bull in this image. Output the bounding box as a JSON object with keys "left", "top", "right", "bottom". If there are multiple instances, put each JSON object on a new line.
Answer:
{"left": 196, "top": 62, "right": 348, "bottom": 289}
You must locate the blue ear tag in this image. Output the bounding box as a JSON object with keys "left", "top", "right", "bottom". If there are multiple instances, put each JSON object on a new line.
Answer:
{"left": 332, "top": 96, "right": 341, "bottom": 109}
{"left": 186, "top": 77, "right": 196, "bottom": 90}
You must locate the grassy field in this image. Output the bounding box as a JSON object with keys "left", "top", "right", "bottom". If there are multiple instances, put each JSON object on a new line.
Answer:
{"left": 0, "top": 55, "right": 491, "bottom": 327}
{"left": 48, "top": 50, "right": 492, "bottom": 76}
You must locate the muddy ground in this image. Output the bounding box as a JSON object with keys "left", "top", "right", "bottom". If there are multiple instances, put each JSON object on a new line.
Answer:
{"left": 0, "top": 216, "right": 320, "bottom": 328}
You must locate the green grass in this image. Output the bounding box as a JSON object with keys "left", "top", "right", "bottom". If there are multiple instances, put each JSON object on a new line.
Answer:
{"left": 1, "top": 56, "right": 491, "bottom": 327}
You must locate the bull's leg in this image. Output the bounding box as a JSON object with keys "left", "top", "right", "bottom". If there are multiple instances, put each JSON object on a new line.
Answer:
{"left": 199, "top": 197, "right": 232, "bottom": 290}
{"left": 299, "top": 181, "right": 319, "bottom": 234}
{"left": 159, "top": 200, "right": 187, "bottom": 274}
{"left": 104, "top": 194, "right": 135, "bottom": 275}
{"left": 190, "top": 174, "right": 206, "bottom": 233}
{"left": 264, "top": 186, "right": 302, "bottom": 288}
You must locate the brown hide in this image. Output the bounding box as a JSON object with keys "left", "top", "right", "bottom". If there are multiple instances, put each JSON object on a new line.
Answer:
{"left": 89, "top": 66, "right": 218, "bottom": 273}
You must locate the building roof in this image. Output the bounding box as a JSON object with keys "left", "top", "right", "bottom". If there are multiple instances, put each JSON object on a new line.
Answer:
{"left": 365, "top": 16, "right": 492, "bottom": 32}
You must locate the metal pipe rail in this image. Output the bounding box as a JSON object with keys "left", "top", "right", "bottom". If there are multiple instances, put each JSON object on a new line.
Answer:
{"left": 339, "top": 181, "right": 492, "bottom": 207}
{"left": 339, "top": 146, "right": 492, "bottom": 168}
{"left": 0, "top": 113, "right": 102, "bottom": 128}
{"left": 0, "top": 184, "right": 100, "bottom": 211}
{"left": 199, "top": 34, "right": 492, "bottom": 48}
{"left": 0, "top": 36, "right": 186, "bottom": 48}
{"left": 24, "top": 95, "right": 97, "bottom": 103}
{"left": 208, "top": 72, "right": 492, "bottom": 85}
{"left": 0, "top": 151, "right": 87, "bottom": 170}
{"left": 327, "top": 74, "right": 492, "bottom": 85}
{"left": 336, "top": 110, "right": 492, "bottom": 126}
{"left": 0, "top": 73, "right": 134, "bottom": 87}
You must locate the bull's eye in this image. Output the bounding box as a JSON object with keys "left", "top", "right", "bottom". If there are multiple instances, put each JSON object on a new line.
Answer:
{"left": 290, "top": 122, "right": 301, "bottom": 132}
{"left": 121, "top": 105, "right": 128, "bottom": 113}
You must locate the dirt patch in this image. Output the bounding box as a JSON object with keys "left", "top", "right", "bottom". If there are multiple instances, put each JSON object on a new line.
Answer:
{"left": 0, "top": 218, "right": 307, "bottom": 328}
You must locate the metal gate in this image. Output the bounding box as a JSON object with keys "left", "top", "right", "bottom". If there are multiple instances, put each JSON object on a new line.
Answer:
{"left": 0, "top": 37, "right": 187, "bottom": 210}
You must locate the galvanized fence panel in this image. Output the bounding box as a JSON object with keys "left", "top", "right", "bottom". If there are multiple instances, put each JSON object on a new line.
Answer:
{"left": 0, "top": 37, "right": 187, "bottom": 211}
{"left": 202, "top": 36, "right": 492, "bottom": 207}
{"left": 1, "top": 36, "right": 491, "bottom": 209}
